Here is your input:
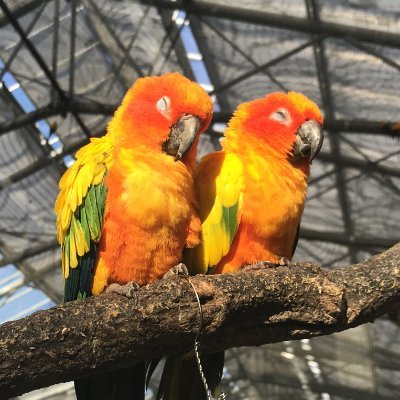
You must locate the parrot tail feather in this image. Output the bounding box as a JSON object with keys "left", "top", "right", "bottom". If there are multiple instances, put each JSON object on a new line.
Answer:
{"left": 75, "top": 362, "right": 145, "bottom": 400}
{"left": 156, "top": 351, "right": 225, "bottom": 400}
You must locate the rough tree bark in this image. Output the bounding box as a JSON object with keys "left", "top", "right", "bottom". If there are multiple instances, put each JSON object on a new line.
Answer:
{"left": 0, "top": 244, "right": 399, "bottom": 398}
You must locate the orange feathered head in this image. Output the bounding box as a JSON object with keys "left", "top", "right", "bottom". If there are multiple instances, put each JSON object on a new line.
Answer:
{"left": 226, "top": 92, "right": 324, "bottom": 162}
{"left": 108, "top": 72, "right": 213, "bottom": 161}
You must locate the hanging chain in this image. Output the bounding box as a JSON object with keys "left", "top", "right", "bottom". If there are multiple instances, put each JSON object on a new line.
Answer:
{"left": 186, "top": 276, "right": 227, "bottom": 400}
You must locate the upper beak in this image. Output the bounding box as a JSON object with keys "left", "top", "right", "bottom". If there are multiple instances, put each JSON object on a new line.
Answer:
{"left": 163, "top": 114, "right": 201, "bottom": 161}
{"left": 290, "top": 120, "right": 323, "bottom": 162}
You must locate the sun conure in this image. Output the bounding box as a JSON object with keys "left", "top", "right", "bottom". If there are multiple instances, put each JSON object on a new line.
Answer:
{"left": 157, "top": 91, "right": 324, "bottom": 400}
{"left": 54, "top": 72, "right": 213, "bottom": 400}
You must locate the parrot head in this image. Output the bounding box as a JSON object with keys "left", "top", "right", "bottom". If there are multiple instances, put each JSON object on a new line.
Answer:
{"left": 227, "top": 91, "right": 324, "bottom": 163}
{"left": 109, "top": 72, "right": 213, "bottom": 162}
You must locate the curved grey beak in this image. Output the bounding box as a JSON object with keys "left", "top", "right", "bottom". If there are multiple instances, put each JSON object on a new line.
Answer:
{"left": 290, "top": 120, "right": 323, "bottom": 162}
{"left": 163, "top": 114, "right": 201, "bottom": 161}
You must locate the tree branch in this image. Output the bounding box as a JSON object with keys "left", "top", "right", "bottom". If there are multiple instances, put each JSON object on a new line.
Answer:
{"left": 1, "top": 244, "right": 400, "bottom": 398}
{"left": 1, "top": 99, "right": 399, "bottom": 138}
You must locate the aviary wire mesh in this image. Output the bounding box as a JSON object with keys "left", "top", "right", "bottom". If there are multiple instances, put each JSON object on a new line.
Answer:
{"left": 0, "top": 1, "right": 399, "bottom": 399}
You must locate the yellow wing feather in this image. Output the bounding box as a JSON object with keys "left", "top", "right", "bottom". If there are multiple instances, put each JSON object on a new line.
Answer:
{"left": 185, "top": 151, "right": 243, "bottom": 274}
{"left": 54, "top": 137, "right": 114, "bottom": 278}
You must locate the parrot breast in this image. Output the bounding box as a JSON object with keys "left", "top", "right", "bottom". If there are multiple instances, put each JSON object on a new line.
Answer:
{"left": 92, "top": 147, "right": 197, "bottom": 292}
{"left": 215, "top": 142, "right": 310, "bottom": 274}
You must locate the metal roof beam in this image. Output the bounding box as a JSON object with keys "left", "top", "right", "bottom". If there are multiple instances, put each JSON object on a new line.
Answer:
{"left": 186, "top": 15, "right": 231, "bottom": 111}
{"left": 102, "top": 4, "right": 151, "bottom": 95}
{"left": 196, "top": 15, "right": 288, "bottom": 92}
{"left": 144, "top": 0, "right": 400, "bottom": 49}
{"left": 344, "top": 37, "right": 400, "bottom": 74}
{"left": 0, "top": 137, "right": 89, "bottom": 191}
{"left": 1, "top": 128, "right": 400, "bottom": 197}
{"left": 0, "top": 99, "right": 115, "bottom": 135}
{"left": 156, "top": 9, "right": 195, "bottom": 80}
{"left": 0, "top": 0, "right": 49, "bottom": 28}
{"left": 0, "top": 0, "right": 69, "bottom": 104}
{"left": 68, "top": 0, "right": 77, "bottom": 98}
{"left": 0, "top": 123, "right": 106, "bottom": 193}
{"left": 0, "top": 83, "right": 65, "bottom": 177}
{"left": 51, "top": 0, "right": 60, "bottom": 104}
{"left": 300, "top": 228, "right": 395, "bottom": 250}
{"left": 22, "top": 259, "right": 60, "bottom": 288}
{"left": 0, "top": 240, "right": 58, "bottom": 268}
{"left": 82, "top": 0, "right": 144, "bottom": 80}
{"left": 213, "top": 113, "right": 400, "bottom": 137}
{"left": 305, "top": 0, "right": 356, "bottom": 263}
{"left": 209, "top": 36, "right": 323, "bottom": 96}
{"left": 148, "top": 11, "right": 187, "bottom": 76}
{"left": 1, "top": 97, "right": 399, "bottom": 137}
{"left": 0, "top": 0, "right": 92, "bottom": 139}
{"left": 255, "top": 371, "right": 395, "bottom": 400}
{"left": 317, "top": 153, "right": 400, "bottom": 177}
{"left": 0, "top": 1, "right": 47, "bottom": 82}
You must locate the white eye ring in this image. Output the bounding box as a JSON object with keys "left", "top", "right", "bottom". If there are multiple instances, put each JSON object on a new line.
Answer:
{"left": 156, "top": 96, "right": 171, "bottom": 112}
{"left": 270, "top": 108, "right": 290, "bottom": 124}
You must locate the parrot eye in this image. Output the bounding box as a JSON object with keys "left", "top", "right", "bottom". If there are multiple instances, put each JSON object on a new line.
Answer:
{"left": 270, "top": 108, "right": 291, "bottom": 125}
{"left": 156, "top": 96, "right": 171, "bottom": 112}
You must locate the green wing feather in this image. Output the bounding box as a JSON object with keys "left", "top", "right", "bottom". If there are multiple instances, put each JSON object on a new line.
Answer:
{"left": 63, "top": 184, "right": 107, "bottom": 301}
{"left": 54, "top": 138, "right": 113, "bottom": 302}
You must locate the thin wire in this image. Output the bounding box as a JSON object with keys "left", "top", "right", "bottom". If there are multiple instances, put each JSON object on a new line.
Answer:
{"left": 152, "top": 14, "right": 188, "bottom": 76}
{"left": 0, "top": 1, "right": 47, "bottom": 82}
{"left": 105, "top": 2, "right": 153, "bottom": 95}
{"left": 186, "top": 276, "right": 227, "bottom": 400}
{"left": 197, "top": 15, "right": 288, "bottom": 92}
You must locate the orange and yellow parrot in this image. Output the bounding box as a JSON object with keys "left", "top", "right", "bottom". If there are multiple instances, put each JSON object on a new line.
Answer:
{"left": 54, "top": 72, "right": 213, "bottom": 400}
{"left": 157, "top": 91, "right": 324, "bottom": 400}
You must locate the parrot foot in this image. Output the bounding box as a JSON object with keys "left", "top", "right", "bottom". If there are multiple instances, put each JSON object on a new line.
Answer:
{"left": 242, "top": 258, "right": 291, "bottom": 272}
{"left": 242, "top": 261, "right": 277, "bottom": 271}
{"left": 105, "top": 281, "right": 139, "bottom": 299}
{"left": 278, "top": 257, "right": 291, "bottom": 267}
{"left": 163, "top": 263, "right": 189, "bottom": 279}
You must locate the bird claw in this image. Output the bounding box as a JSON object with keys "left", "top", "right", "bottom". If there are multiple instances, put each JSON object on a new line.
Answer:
{"left": 105, "top": 281, "right": 139, "bottom": 299}
{"left": 163, "top": 263, "right": 189, "bottom": 279}
{"left": 242, "top": 261, "right": 276, "bottom": 271}
{"left": 242, "top": 258, "right": 290, "bottom": 272}
{"left": 278, "top": 257, "right": 291, "bottom": 267}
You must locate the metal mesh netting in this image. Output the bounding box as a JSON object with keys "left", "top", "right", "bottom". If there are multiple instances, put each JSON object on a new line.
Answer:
{"left": 0, "top": 0, "right": 399, "bottom": 399}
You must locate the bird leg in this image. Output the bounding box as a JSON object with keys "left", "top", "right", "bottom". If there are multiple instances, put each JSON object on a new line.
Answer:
{"left": 278, "top": 257, "right": 291, "bottom": 266}
{"left": 105, "top": 281, "right": 139, "bottom": 299}
{"left": 242, "top": 257, "right": 291, "bottom": 272}
{"left": 163, "top": 263, "right": 189, "bottom": 279}
{"left": 242, "top": 261, "right": 276, "bottom": 271}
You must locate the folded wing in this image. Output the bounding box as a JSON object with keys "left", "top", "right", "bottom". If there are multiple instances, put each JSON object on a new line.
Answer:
{"left": 186, "top": 151, "right": 243, "bottom": 274}
{"left": 54, "top": 138, "right": 113, "bottom": 301}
